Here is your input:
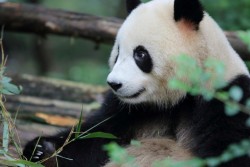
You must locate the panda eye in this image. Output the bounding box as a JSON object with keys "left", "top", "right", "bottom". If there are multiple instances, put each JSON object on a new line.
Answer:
{"left": 134, "top": 50, "right": 147, "bottom": 60}
{"left": 133, "top": 46, "right": 153, "bottom": 73}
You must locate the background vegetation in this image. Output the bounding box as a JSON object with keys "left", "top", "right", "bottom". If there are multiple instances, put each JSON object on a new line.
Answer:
{"left": 2, "top": 0, "right": 250, "bottom": 85}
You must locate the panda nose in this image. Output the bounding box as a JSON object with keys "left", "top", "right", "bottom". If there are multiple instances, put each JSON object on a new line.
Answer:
{"left": 107, "top": 81, "right": 122, "bottom": 91}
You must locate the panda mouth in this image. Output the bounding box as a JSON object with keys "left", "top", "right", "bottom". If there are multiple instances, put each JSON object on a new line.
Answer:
{"left": 121, "top": 88, "right": 146, "bottom": 99}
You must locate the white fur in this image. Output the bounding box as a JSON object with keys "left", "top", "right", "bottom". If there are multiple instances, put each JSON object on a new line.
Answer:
{"left": 104, "top": 138, "right": 192, "bottom": 167}
{"left": 107, "top": 0, "right": 249, "bottom": 106}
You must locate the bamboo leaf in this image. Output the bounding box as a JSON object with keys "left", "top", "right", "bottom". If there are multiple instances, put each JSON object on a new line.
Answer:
{"left": 0, "top": 159, "right": 44, "bottom": 167}
{"left": 2, "top": 82, "right": 22, "bottom": 95}
{"left": 75, "top": 111, "right": 83, "bottom": 138}
{"left": 2, "top": 76, "right": 11, "bottom": 83}
{"left": 79, "top": 132, "right": 117, "bottom": 140}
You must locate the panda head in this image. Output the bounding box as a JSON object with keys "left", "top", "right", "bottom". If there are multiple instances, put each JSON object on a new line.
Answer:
{"left": 107, "top": 0, "right": 249, "bottom": 106}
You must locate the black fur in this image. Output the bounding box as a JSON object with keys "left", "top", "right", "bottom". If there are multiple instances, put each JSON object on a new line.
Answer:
{"left": 174, "top": 0, "right": 204, "bottom": 29}
{"left": 126, "top": 0, "right": 141, "bottom": 14}
{"left": 133, "top": 45, "right": 153, "bottom": 73}
{"left": 114, "top": 45, "right": 119, "bottom": 64}
{"left": 23, "top": 75, "right": 250, "bottom": 167}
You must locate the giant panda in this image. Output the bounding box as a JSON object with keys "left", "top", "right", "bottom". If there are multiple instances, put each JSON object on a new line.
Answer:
{"left": 23, "top": 0, "right": 250, "bottom": 166}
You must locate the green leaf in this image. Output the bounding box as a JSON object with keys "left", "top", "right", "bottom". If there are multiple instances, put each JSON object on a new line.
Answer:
{"left": 130, "top": 140, "right": 141, "bottom": 147}
{"left": 1, "top": 76, "right": 11, "bottom": 83}
{"left": 238, "top": 31, "right": 250, "bottom": 48}
{"left": 0, "top": 160, "right": 18, "bottom": 167}
{"left": 0, "top": 159, "right": 44, "bottom": 167}
{"left": 2, "top": 82, "right": 22, "bottom": 95}
{"left": 168, "top": 79, "right": 190, "bottom": 91}
{"left": 206, "top": 157, "right": 221, "bottom": 167}
{"left": 246, "top": 99, "right": 250, "bottom": 109}
{"left": 220, "top": 152, "right": 233, "bottom": 162}
{"left": 241, "top": 139, "right": 250, "bottom": 148}
{"left": 245, "top": 61, "right": 250, "bottom": 70}
{"left": 0, "top": 150, "right": 5, "bottom": 155}
{"left": 80, "top": 132, "right": 117, "bottom": 139}
{"left": 3, "top": 120, "right": 9, "bottom": 153}
{"left": 216, "top": 92, "right": 229, "bottom": 101}
{"left": 1, "top": 89, "right": 14, "bottom": 95}
{"left": 228, "top": 144, "right": 245, "bottom": 157}
{"left": 75, "top": 111, "right": 83, "bottom": 138}
{"left": 225, "top": 102, "right": 240, "bottom": 116}
{"left": 103, "top": 142, "right": 134, "bottom": 165}
{"left": 229, "top": 86, "right": 243, "bottom": 102}
{"left": 153, "top": 158, "right": 205, "bottom": 167}
{"left": 13, "top": 160, "right": 44, "bottom": 167}
{"left": 202, "top": 91, "right": 214, "bottom": 101}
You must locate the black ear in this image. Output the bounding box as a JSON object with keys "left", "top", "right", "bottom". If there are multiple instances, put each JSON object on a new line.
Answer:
{"left": 126, "top": 0, "right": 141, "bottom": 14}
{"left": 174, "top": 0, "right": 204, "bottom": 30}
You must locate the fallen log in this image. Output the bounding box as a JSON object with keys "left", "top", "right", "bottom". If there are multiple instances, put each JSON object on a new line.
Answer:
{"left": 0, "top": 2, "right": 122, "bottom": 44}
{"left": 11, "top": 74, "right": 107, "bottom": 103}
{"left": 5, "top": 95, "right": 100, "bottom": 118}
{"left": 4, "top": 74, "right": 106, "bottom": 123}
{"left": 0, "top": 2, "right": 250, "bottom": 60}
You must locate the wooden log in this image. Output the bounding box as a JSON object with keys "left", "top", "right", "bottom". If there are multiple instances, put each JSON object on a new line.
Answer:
{"left": 11, "top": 74, "right": 107, "bottom": 103}
{"left": 0, "top": 2, "right": 122, "bottom": 44}
{"left": 0, "top": 2, "right": 250, "bottom": 61}
{"left": 225, "top": 31, "right": 250, "bottom": 61}
{"left": 5, "top": 95, "right": 100, "bottom": 118}
{"left": 4, "top": 74, "right": 105, "bottom": 121}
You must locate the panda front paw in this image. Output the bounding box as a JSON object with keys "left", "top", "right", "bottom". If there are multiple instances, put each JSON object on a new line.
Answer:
{"left": 23, "top": 137, "right": 56, "bottom": 162}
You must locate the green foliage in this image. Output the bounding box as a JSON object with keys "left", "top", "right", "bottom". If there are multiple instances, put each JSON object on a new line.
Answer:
{"left": 0, "top": 75, "right": 22, "bottom": 95}
{"left": 168, "top": 55, "right": 250, "bottom": 116}
{"left": 238, "top": 30, "right": 250, "bottom": 50}
{"left": 238, "top": 30, "right": 250, "bottom": 71}
{"left": 168, "top": 55, "right": 226, "bottom": 100}
{"left": 0, "top": 159, "right": 44, "bottom": 167}
{"left": 78, "top": 132, "right": 117, "bottom": 140}
{"left": 75, "top": 111, "right": 83, "bottom": 139}
{"left": 153, "top": 158, "right": 205, "bottom": 167}
{"left": 201, "top": 0, "right": 250, "bottom": 30}
{"left": 206, "top": 139, "right": 250, "bottom": 166}
{"left": 103, "top": 142, "right": 136, "bottom": 167}
{"left": 246, "top": 62, "right": 250, "bottom": 71}
{"left": 0, "top": 29, "right": 41, "bottom": 167}
{"left": 72, "top": 115, "right": 117, "bottom": 142}
{"left": 130, "top": 140, "right": 141, "bottom": 147}
{"left": 103, "top": 140, "right": 141, "bottom": 166}
{"left": 167, "top": 54, "right": 250, "bottom": 166}
{"left": 229, "top": 86, "right": 243, "bottom": 102}
{"left": 152, "top": 139, "right": 250, "bottom": 167}
{"left": 224, "top": 102, "right": 240, "bottom": 116}
{"left": 67, "top": 60, "right": 109, "bottom": 85}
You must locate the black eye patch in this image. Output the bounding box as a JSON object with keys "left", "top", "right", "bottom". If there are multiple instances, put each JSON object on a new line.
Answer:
{"left": 114, "top": 45, "right": 119, "bottom": 64}
{"left": 133, "top": 46, "right": 153, "bottom": 73}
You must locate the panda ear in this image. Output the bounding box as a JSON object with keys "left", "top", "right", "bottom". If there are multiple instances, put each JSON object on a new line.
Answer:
{"left": 174, "top": 0, "right": 204, "bottom": 30}
{"left": 126, "top": 0, "right": 141, "bottom": 14}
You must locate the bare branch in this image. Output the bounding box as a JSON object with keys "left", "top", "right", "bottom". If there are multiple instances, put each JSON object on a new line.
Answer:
{"left": 0, "top": 2, "right": 122, "bottom": 43}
